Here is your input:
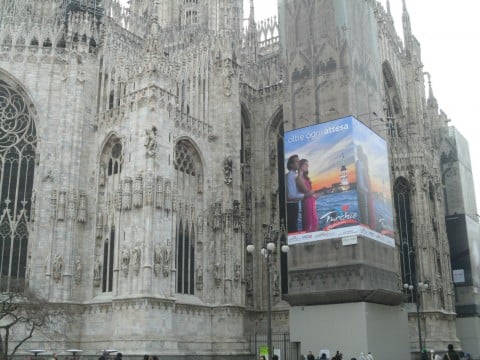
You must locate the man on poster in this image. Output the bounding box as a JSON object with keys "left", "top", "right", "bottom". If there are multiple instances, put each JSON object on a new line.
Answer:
{"left": 285, "top": 154, "right": 314, "bottom": 233}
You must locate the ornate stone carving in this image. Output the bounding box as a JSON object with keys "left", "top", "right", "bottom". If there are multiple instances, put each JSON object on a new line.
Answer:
{"left": 67, "top": 190, "right": 76, "bottom": 220}
{"left": 232, "top": 200, "right": 241, "bottom": 231}
{"left": 155, "top": 176, "right": 164, "bottom": 209}
{"left": 233, "top": 260, "right": 241, "bottom": 285}
{"left": 214, "top": 263, "right": 222, "bottom": 287}
{"left": 223, "top": 157, "right": 233, "bottom": 185}
{"left": 163, "top": 241, "right": 171, "bottom": 278}
{"left": 144, "top": 171, "right": 154, "bottom": 205}
{"left": 153, "top": 244, "right": 162, "bottom": 277}
{"left": 74, "top": 259, "right": 82, "bottom": 285}
{"left": 122, "top": 177, "right": 132, "bottom": 210}
{"left": 196, "top": 266, "right": 203, "bottom": 290}
{"left": 164, "top": 179, "right": 171, "bottom": 211}
{"left": 57, "top": 190, "right": 66, "bottom": 221}
{"left": 93, "top": 259, "right": 102, "bottom": 287}
{"left": 132, "top": 245, "right": 141, "bottom": 275}
{"left": 133, "top": 175, "right": 143, "bottom": 208}
{"left": 78, "top": 192, "right": 87, "bottom": 223}
{"left": 144, "top": 126, "right": 157, "bottom": 156}
{"left": 52, "top": 254, "right": 63, "bottom": 283}
{"left": 121, "top": 248, "right": 130, "bottom": 276}
{"left": 211, "top": 202, "right": 222, "bottom": 231}
{"left": 115, "top": 188, "right": 122, "bottom": 211}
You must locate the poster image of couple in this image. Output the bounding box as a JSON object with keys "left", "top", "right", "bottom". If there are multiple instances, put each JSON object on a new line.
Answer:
{"left": 284, "top": 116, "right": 395, "bottom": 246}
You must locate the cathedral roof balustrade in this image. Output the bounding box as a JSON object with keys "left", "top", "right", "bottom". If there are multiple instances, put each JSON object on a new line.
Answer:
{"left": 174, "top": 109, "right": 212, "bottom": 139}
{"left": 95, "top": 106, "right": 125, "bottom": 130}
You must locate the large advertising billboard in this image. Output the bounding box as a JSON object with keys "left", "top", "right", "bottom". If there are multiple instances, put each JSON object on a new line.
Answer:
{"left": 284, "top": 116, "right": 394, "bottom": 247}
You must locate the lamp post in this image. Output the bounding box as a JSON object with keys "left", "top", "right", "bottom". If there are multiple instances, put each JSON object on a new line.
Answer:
{"left": 247, "top": 224, "right": 289, "bottom": 360}
{"left": 404, "top": 281, "right": 429, "bottom": 355}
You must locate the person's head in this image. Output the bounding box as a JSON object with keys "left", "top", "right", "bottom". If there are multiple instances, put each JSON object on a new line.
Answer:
{"left": 287, "top": 155, "right": 300, "bottom": 171}
{"left": 298, "top": 158, "right": 309, "bottom": 172}
{"left": 259, "top": 356, "right": 266, "bottom": 360}
{"left": 448, "top": 344, "right": 454, "bottom": 351}
{"left": 116, "top": 353, "right": 122, "bottom": 359}
{"left": 272, "top": 355, "right": 279, "bottom": 360}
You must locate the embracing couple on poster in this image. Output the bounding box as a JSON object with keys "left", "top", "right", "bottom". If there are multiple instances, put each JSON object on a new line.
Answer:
{"left": 285, "top": 154, "right": 320, "bottom": 233}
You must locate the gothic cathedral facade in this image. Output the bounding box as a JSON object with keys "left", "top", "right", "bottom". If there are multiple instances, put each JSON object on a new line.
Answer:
{"left": 0, "top": 0, "right": 460, "bottom": 358}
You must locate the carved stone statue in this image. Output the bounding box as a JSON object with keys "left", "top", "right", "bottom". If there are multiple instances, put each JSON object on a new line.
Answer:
{"left": 223, "top": 157, "right": 233, "bottom": 185}
{"left": 144, "top": 126, "right": 157, "bottom": 156}
{"left": 121, "top": 248, "right": 130, "bottom": 276}
{"left": 232, "top": 200, "right": 241, "bottom": 231}
{"left": 163, "top": 241, "right": 171, "bottom": 277}
{"left": 93, "top": 259, "right": 102, "bottom": 287}
{"left": 233, "top": 260, "right": 241, "bottom": 284}
{"left": 214, "top": 263, "right": 222, "bottom": 287}
{"left": 74, "top": 259, "right": 82, "bottom": 285}
{"left": 132, "top": 246, "right": 141, "bottom": 275}
{"left": 196, "top": 266, "right": 203, "bottom": 290}
{"left": 151, "top": 245, "right": 160, "bottom": 277}
{"left": 52, "top": 254, "right": 63, "bottom": 283}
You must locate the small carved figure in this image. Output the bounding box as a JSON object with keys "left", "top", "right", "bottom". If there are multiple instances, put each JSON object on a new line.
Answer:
{"left": 214, "top": 262, "right": 222, "bottom": 287}
{"left": 154, "top": 244, "right": 162, "bottom": 277}
{"left": 93, "top": 259, "right": 101, "bottom": 287}
{"left": 74, "top": 259, "right": 82, "bottom": 285}
{"left": 52, "top": 254, "right": 63, "bottom": 283}
{"left": 223, "top": 157, "right": 233, "bottom": 185}
{"left": 121, "top": 248, "right": 130, "bottom": 276}
{"left": 233, "top": 260, "right": 241, "bottom": 284}
{"left": 163, "top": 242, "right": 171, "bottom": 277}
{"left": 132, "top": 246, "right": 141, "bottom": 266}
{"left": 144, "top": 126, "right": 157, "bottom": 156}
{"left": 196, "top": 266, "right": 203, "bottom": 290}
{"left": 232, "top": 200, "right": 241, "bottom": 231}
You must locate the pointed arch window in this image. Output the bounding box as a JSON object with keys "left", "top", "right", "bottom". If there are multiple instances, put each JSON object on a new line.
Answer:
{"left": 174, "top": 139, "right": 202, "bottom": 295}
{"left": 0, "top": 78, "right": 37, "bottom": 291}
{"left": 394, "top": 177, "right": 415, "bottom": 302}
{"left": 96, "top": 136, "right": 123, "bottom": 293}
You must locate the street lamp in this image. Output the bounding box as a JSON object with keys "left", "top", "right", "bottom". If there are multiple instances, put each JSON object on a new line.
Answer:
{"left": 247, "top": 224, "right": 289, "bottom": 360}
{"left": 404, "top": 281, "right": 429, "bottom": 355}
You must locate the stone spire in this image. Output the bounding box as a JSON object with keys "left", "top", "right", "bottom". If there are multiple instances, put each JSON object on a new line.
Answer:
{"left": 245, "top": 0, "right": 258, "bottom": 62}
{"left": 425, "top": 72, "right": 438, "bottom": 110}
{"left": 402, "top": 0, "right": 413, "bottom": 53}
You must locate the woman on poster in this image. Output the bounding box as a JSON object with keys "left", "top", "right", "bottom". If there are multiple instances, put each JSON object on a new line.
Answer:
{"left": 296, "top": 159, "right": 319, "bottom": 232}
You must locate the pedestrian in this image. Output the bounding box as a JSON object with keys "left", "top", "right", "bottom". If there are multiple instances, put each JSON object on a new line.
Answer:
{"left": 259, "top": 356, "right": 266, "bottom": 360}
{"left": 366, "top": 352, "right": 373, "bottom": 360}
{"left": 443, "top": 344, "right": 460, "bottom": 360}
{"left": 272, "top": 355, "right": 279, "bottom": 360}
{"left": 307, "top": 351, "right": 315, "bottom": 360}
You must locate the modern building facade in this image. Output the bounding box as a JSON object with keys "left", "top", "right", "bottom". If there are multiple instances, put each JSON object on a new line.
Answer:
{"left": 0, "top": 0, "right": 475, "bottom": 358}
